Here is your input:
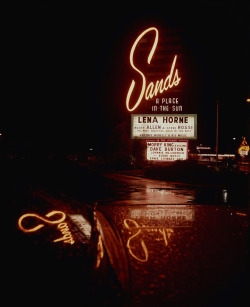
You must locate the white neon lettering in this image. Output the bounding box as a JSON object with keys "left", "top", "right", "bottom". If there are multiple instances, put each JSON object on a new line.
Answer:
{"left": 126, "top": 27, "right": 158, "bottom": 112}
{"left": 126, "top": 27, "right": 181, "bottom": 112}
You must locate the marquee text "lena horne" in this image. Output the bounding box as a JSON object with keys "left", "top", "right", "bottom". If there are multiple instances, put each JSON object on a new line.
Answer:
{"left": 138, "top": 116, "right": 188, "bottom": 124}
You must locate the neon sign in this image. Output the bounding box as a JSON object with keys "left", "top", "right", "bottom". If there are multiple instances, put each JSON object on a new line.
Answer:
{"left": 18, "top": 211, "right": 75, "bottom": 245}
{"left": 238, "top": 137, "right": 249, "bottom": 156}
{"left": 126, "top": 27, "right": 181, "bottom": 112}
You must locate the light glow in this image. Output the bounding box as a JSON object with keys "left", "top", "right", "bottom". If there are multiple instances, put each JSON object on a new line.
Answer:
{"left": 18, "top": 211, "right": 66, "bottom": 233}
{"left": 124, "top": 219, "right": 148, "bottom": 262}
{"left": 54, "top": 222, "right": 75, "bottom": 245}
{"left": 18, "top": 211, "right": 75, "bottom": 245}
{"left": 124, "top": 218, "right": 173, "bottom": 262}
{"left": 126, "top": 27, "right": 181, "bottom": 112}
{"left": 95, "top": 222, "right": 104, "bottom": 269}
{"left": 236, "top": 212, "right": 247, "bottom": 217}
{"left": 238, "top": 137, "right": 249, "bottom": 156}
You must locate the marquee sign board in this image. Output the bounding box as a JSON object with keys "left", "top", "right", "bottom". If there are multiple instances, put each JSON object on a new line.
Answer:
{"left": 131, "top": 114, "right": 197, "bottom": 139}
{"left": 147, "top": 140, "right": 188, "bottom": 161}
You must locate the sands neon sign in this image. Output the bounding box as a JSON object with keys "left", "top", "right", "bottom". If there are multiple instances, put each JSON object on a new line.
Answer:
{"left": 126, "top": 27, "right": 181, "bottom": 112}
{"left": 18, "top": 211, "right": 75, "bottom": 245}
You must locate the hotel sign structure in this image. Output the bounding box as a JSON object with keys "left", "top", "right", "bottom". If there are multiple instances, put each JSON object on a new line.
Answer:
{"left": 126, "top": 27, "right": 197, "bottom": 162}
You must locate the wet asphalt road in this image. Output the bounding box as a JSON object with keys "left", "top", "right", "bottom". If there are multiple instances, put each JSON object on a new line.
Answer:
{"left": 98, "top": 203, "right": 248, "bottom": 306}
{"left": 92, "top": 170, "right": 249, "bottom": 208}
{"left": 95, "top": 172, "right": 249, "bottom": 306}
{"left": 6, "top": 161, "right": 249, "bottom": 306}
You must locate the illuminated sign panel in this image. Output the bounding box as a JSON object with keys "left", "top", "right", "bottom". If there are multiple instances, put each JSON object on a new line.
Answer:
{"left": 147, "top": 140, "right": 188, "bottom": 161}
{"left": 238, "top": 137, "right": 249, "bottom": 156}
{"left": 131, "top": 114, "right": 197, "bottom": 139}
{"left": 126, "top": 27, "right": 181, "bottom": 112}
{"left": 238, "top": 148, "right": 249, "bottom": 156}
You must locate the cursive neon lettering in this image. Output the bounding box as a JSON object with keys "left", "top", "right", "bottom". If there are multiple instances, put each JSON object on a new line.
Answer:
{"left": 124, "top": 219, "right": 174, "bottom": 262}
{"left": 126, "top": 27, "right": 181, "bottom": 112}
{"left": 124, "top": 219, "right": 148, "bottom": 262}
{"left": 18, "top": 211, "right": 75, "bottom": 245}
{"left": 18, "top": 211, "right": 66, "bottom": 233}
{"left": 54, "top": 222, "right": 74, "bottom": 245}
{"left": 159, "top": 228, "right": 173, "bottom": 246}
{"left": 126, "top": 27, "right": 158, "bottom": 112}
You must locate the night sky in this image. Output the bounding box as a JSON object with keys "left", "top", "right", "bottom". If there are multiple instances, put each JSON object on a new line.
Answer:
{"left": 4, "top": 1, "right": 250, "bottom": 154}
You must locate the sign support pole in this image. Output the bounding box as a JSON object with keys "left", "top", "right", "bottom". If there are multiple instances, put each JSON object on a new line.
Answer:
{"left": 216, "top": 99, "right": 219, "bottom": 165}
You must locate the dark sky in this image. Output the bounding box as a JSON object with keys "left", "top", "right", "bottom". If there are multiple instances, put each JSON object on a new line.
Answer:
{"left": 4, "top": 0, "right": 250, "bottom": 153}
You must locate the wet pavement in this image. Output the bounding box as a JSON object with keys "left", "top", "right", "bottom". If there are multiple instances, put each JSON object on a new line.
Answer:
{"left": 6, "top": 160, "right": 249, "bottom": 306}
{"left": 96, "top": 171, "right": 248, "bottom": 207}
{"left": 98, "top": 203, "right": 248, "bottom": 306}
{"left": 99, "top": 172, "right": 194, "bottom": 205}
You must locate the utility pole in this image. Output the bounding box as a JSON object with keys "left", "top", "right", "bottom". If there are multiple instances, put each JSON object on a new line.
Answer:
{"left": 216, "top": 99, "right": 219, "bottom": 165}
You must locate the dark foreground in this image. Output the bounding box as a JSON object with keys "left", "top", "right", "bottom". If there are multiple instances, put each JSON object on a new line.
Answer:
{"left": 6, "top": 157, "right": 249, "bottom": 306}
